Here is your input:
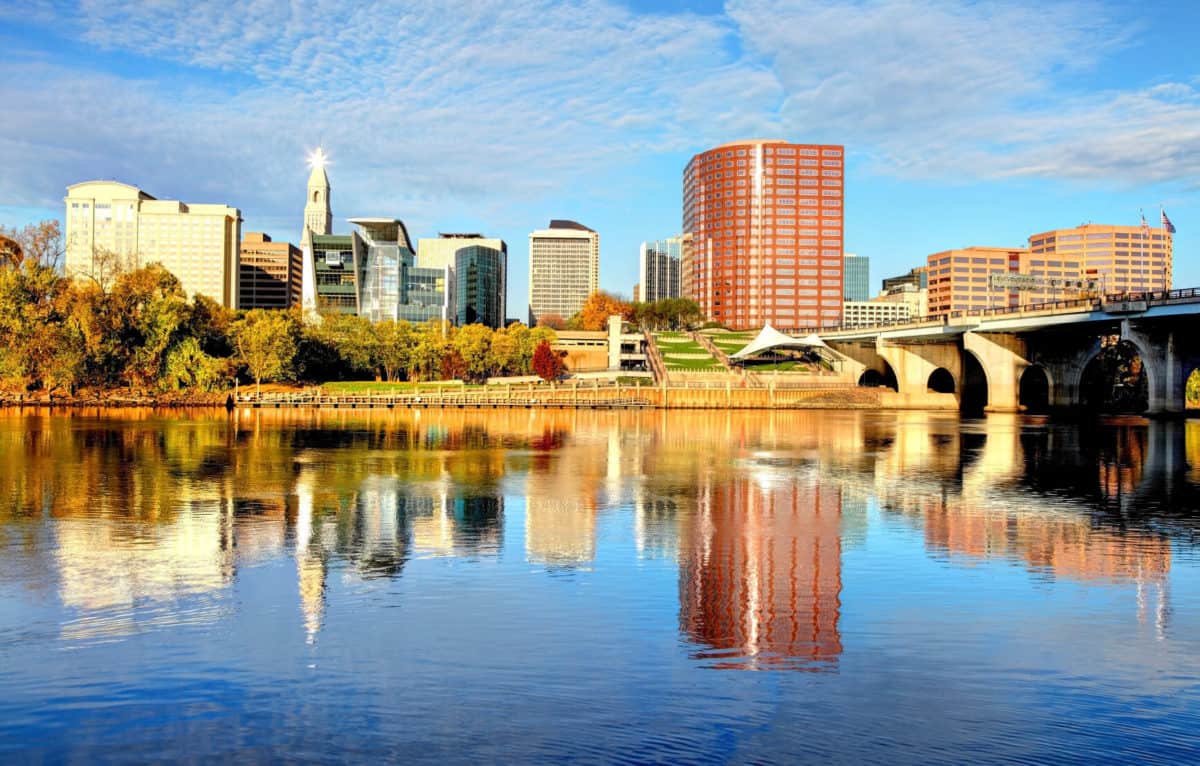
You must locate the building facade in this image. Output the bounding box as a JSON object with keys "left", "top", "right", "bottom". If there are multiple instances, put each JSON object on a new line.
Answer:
{"left": 239, "top": 232, "right": 302, "bottom": 310}
{"left": 417, "top": 234, "right": 508, "bottom": 328}
{"left": 64, "top": 181, "right": 242, "bottom": 307}
{"left": 310, "top": 234, "right": 357, "bottom": 314}
{"left": 842, "top": 253, "right": 869, "bottom": 302}
{"left": 352, "top": 218, "right": 449, "bottom": 324}
{"left": 682, "top": 139, "right": 845, "bottom": 330}
{"left": 882, "top": 266, "right": 927, "bottom": 294}
{"left": 638, "top": 237, "right": 682, "bottom": 302}
{"left": 926, "top": 247, "right": 1026, "bottom": 316}
{"left": 842, "top": 299, "right": 912, "bottom": 327}
{"left": 528, "top": 220, "right": 599, "bottom": 325}
{"left": 301, "top": 148, "right": 332, "bottom": 250}
{"left": 1027, "top": 223, "right": 1172, "bottom": 296}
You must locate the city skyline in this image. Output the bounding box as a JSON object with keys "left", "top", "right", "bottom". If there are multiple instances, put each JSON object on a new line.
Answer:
{"left": 2, "top": 1, "right": 1197, "bottom": 314}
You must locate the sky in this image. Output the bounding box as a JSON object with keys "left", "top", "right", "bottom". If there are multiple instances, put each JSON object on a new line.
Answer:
{"left": 2, "top": 0, "right": 1199, "bottom": 313}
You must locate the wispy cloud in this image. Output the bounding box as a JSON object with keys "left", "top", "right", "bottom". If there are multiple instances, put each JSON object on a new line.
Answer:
{"left": 1, "top": 0, "right": 1197, "bottom": 236}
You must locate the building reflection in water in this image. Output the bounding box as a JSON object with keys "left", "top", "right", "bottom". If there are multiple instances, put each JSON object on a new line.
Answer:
{"left": 679, "top": 466, "right": 842, "bottom": 671}
{"left": 0, "top": 407, "right": 1191, "bottom": 655}
{"left": 869, "top": 416, "right": 1173, "bottom": 639}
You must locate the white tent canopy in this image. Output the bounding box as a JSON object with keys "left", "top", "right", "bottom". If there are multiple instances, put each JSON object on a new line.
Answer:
{"left": 730, "top": 324, "right": 829, "bottom": 360}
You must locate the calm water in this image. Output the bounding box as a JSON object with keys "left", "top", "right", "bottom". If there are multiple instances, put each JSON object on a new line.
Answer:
{"left": 2, "top": 408, "right": 1200, "bottom": 764}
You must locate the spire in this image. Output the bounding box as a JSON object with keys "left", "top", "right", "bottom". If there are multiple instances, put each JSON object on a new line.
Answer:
{"left": 302, "top": 146, "right": 333, "bottom": 247}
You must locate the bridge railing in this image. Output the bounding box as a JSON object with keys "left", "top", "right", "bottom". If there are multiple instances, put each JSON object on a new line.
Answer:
{"left": 762, "top": 286, "right": 1200, "bottom": 337}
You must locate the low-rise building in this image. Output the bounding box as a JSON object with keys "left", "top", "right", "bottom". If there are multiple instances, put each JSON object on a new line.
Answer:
{"left": 239, "top": 232, "right": 302, "bottom": 309}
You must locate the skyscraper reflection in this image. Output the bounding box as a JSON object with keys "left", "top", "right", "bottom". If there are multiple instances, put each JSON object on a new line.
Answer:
{"left": 679, "top": 468, "right": 842, "bottom": 670}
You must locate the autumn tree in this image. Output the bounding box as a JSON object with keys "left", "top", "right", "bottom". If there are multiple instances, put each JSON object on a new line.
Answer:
{"left": 536, "top": 313, "right": 566, "bottom": 330}
{"left": 453, "top": 323, "right": 494, "bottom": 382}
{"left": 571, "top": 291, "right": 632, "bottom": 331}
{"left": 231, "top": 309, "right": 298, "bottom": 394}
{"left": 489, "top": 325, "right": 521, "bottom": 376}
{"left": 374, "top": 320, "right": 413, "bottom": 381}
{"left": 0, "top": 220, "right": 63, "bottom": 270}
{"left": 531, "top": 339, "right": 565, "bottom": 381}
{"left": 0, "top": 261, "right": 82, "bottom": 392}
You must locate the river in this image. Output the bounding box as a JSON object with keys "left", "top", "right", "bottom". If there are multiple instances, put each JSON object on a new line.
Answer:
{"left": 1, "top": 408, "right": 1198, "bottom": 763}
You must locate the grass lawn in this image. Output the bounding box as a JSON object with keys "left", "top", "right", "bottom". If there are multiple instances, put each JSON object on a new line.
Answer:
{"left": 322, "top": 380, "right": 479, "bottom": 394}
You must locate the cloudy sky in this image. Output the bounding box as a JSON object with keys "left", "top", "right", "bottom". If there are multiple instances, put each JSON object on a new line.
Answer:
{"left": 2, "top": 0, "right": 1198, "bottom": 310}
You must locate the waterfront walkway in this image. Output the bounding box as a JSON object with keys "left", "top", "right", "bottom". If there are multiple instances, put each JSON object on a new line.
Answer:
{"left": 235, "top": 381, "right": 883, "bottom": 410}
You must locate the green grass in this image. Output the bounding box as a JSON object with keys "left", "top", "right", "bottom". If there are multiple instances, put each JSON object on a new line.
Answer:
{"left": 664, "top": 360, "right": 724, "bottom": 370}
{"left": 322, "top": 380, "right": 476, "bottom": 394}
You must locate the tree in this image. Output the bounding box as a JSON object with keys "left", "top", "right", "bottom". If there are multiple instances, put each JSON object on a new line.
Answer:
{"left": 162, "top": 337, "right": 230, "bottom": 392}
{"left": 231, "top": 309, "right": 298, "bottom": 394}
{"left": 0, "top": 221, "right": 63, "bottom": 270}
{"left": 454, "top": 323, "right": 494, "bottom": 382}
{"left": 108, "top": 264, "right": 190, "bottom": 389}
{"left": 536, "top": 313, "right": 566, "bottom": 330}
{"left": 532, "top": 339, "right": 565, "bottom": 381}
{"left": 320, "top": 314, "right": 378, "bottom": 377}
{"left": 489, "top": 325, "right": 521, "bottom": 376}
{"left": 573, "top": 291, "right": 632, "bottom": 331}
{"left": 0, "top": 261, "right": 81, "bottom": 392}
{"left": 632, "top": 297, "right": 703, "bottom": 331}
{"left": 374, "top": 320, "right": 413, "bottom": 381}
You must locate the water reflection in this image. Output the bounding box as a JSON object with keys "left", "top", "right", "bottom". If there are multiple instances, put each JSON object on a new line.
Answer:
{"left": 680, "top": 470, "right": 842, "bottom": 670}
{"left": 0, "top": 408, "right": 1195, "bottom": 666}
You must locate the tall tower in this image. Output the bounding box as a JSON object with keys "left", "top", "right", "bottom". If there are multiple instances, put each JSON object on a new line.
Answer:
{"left": 301, "top": 147, "right": 332, "bottom": 249}
{"left": 682, "top": 139, "right": 845, "bottom": 330}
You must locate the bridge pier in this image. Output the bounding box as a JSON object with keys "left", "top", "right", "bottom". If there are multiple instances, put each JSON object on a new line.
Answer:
{"left": 1121, "top": 321, "right": 1192, "bottom": 415}
{"left": 876, "top": 338, "right": 962, "bottom": 402}
{"left": 963, "top": 332, "right": 1028, "bottom": 412}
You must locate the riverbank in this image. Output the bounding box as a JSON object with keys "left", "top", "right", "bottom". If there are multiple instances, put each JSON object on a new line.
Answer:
{"left": 0, "top": 382, "right": 961, "bottom": 410}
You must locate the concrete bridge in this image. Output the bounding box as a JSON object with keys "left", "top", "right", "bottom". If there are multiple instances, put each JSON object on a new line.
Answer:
{"left": 818, "top": 288, "right": 1200, "bottom": 414}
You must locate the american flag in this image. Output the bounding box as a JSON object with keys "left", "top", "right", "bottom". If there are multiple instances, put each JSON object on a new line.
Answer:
{"left": 1162, "top": 208, "right": 1177, "bottom": 234}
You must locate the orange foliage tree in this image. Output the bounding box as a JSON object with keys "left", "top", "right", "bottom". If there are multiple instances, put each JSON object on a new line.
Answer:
{"left": 572, "top": 291, "right": 632, "bottom": 331}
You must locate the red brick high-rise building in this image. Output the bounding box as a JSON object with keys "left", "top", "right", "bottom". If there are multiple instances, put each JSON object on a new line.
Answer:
{"left": 683, "top": 140, "right": 845, "bottom": 329}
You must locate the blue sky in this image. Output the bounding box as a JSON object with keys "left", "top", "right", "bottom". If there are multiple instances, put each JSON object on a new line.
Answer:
{"left": 2, "top": 0, "right": 1198, "bottom": 312}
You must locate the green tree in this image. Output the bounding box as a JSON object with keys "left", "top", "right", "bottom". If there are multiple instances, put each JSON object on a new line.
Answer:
{"left": 320, "top": 314, "right": 378, "bottom": 378}
{"left": 374, "top": 320, "right": 413, "bottom": 381}
{"left": 162, "top": 337, "right": 230, "bottom": 392}
{"left": 231, "top": 309, "right": 298, "bottom": 394}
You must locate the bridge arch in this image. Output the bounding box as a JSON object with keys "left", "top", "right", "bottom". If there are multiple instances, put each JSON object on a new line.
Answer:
{"left": 960, "top": 350, "right": 989, "bottom": 414}
{"left": 927, "top": 367, "right": 956, "bottom": 394}
{"left": 1018, "top": 365, "right": 1052, "bottom": 414}
{"left": 1079, "top": 338, "right": 1151, "bottom": 413}
{"left": 857, "top": 360, "right": 898, "bottom": 391}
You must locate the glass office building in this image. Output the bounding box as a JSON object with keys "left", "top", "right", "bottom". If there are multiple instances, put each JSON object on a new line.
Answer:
{"left": 455, "top": 245, "right": 506, "bottom": 327}
{"left": 843, "top": 253, "right": 869, "bottom": 302}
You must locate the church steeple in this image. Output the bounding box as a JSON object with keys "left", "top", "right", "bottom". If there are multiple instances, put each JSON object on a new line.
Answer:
{"left": 302, "top": 147, "right": 332, "bottom": 248}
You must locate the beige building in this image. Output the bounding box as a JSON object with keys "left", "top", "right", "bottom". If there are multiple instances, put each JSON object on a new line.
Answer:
{"left": 842, "top": 298, "right": 912, "bottom": 327}
{"left": 528, "top": 219, "right": 599, "bottom": 325}
{"left": 64, "top": 181, "right": 242, "bottom": 307}
{"left": 926, "top": 246, "right": 1026, "bottom": 316}
{"left": 239, "top": 232, "right": 302, "bottom": 310}
{"left": 1028, "top": 223, "right": 1172, "bottom": 295}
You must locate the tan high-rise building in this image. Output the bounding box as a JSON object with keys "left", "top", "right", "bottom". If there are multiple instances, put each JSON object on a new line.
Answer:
{"left": 683, "top": 139, "right": 845, "bottom": 330}
{"left": 64, "top": 181, "right": 242, "bottom": 307}
{"left": 239, "top": 232, "right": 303, "bottom": 310}
{"left": 528, "top": 220, "right": 599, "bottom": 325}
{"left": 1028, "top": 223, "right": 1172, "bottom": 295}
{"left": 926, "top": 246, "right": 1026, "bottom": 316}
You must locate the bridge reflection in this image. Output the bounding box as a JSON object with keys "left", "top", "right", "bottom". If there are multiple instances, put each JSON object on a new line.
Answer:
{"left": 0, "top": 408, "right": 1190, "bottom": 655}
